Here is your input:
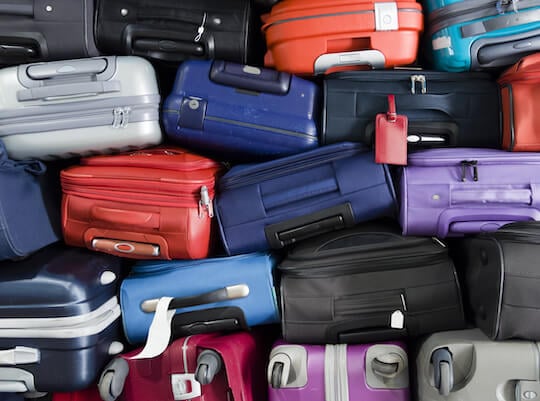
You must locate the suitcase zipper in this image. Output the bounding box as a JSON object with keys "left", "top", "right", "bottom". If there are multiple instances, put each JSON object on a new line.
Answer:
{"left": 219, "top": 144, "right": 365, "bottom": 189}
{"left": 408, "top": 150, "right": 540, "bottom": 166}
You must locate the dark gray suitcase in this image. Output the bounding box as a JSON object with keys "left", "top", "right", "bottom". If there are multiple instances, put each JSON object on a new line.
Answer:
{"left": 0, "top": 244, "right": 124, "bottom": 396}
{"left": 451, "top": 221, "right": 540, "bottom": 341}
{"left": 0, "top": 0, "right": 99, "bottom": 66}
{"left": 278, "top": 221, "right": 465, "bottom": 344}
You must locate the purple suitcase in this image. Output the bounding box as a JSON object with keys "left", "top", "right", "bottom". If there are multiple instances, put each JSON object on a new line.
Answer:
{"left": 267, "top": 341, "right": 410, "bottom": 401}
{"left": 400, "top": 148, "right": 540, "bottom": 237}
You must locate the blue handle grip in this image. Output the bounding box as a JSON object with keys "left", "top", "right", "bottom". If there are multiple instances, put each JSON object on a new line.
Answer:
{"left": 210, "top": 60, "right": 291, "bottom": 95}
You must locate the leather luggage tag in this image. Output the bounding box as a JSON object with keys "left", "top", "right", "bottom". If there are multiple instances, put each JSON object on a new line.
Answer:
{"left": 375, "top": 94, "right": 408, "bottom": 166}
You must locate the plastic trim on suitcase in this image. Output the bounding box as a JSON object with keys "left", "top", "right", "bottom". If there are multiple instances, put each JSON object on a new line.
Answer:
{"left": 264, "top": 203, "right": 355, "bottom": 249}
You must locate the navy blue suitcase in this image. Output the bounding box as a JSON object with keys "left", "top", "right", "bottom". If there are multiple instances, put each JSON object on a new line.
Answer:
{"left": 215, "top": 142, "right": 397, "bottom": 255}
{"left": 0, "top": 140, "right": 59, "bottom": 261}
{"left": 162, "top": 60, "right": 319, "bottom": 162}
{"left": 0, "top": 244, "right": 124, "bottom": 395}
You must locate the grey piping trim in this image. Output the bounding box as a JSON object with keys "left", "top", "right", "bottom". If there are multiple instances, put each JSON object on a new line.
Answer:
{"left": 263, "top": 8, "right": 421, "bottom": 30}
{"left": 204, "top": 115, "right": 317, "bottom": 139}
{"left": 0, "top": 94, "right": 160, "bottom": 120}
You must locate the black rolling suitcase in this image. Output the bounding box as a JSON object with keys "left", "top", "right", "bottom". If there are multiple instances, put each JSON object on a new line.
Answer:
{"left": 451, "top": 221, "right": 540, "bottom": 341}
{"left": 278, "top": 221, "right": 465, "bottom": 344}
{"left": 95, "top": 0, "right": 264, "bottom": 65}
{"left": 322, "top": 70, "right": 501, "bottom": 150}
{"left": 0, "top": 0, "right": 99, "bottom": 66}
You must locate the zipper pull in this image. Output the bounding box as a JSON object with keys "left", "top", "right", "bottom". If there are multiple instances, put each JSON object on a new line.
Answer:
{"left": 198, "top": 185, "right": 214, "bottom": 218}
{"left": 410, "top": 74, "right": 426, "bottom": 94}
{"left": 432, "top": 237, "right": 447, "bottom": 248}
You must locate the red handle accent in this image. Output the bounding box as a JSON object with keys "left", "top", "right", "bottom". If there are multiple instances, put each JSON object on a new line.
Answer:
{"left": 387, "top": 94, "right": 397, "bottom": 122}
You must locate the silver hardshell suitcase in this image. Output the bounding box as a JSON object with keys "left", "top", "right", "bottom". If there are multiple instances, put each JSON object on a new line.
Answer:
{"left": 0, "top": 56, "right": 162, "bottom": 160}
{"left": 416, "top": 329, "right": 540, "bottom": 401}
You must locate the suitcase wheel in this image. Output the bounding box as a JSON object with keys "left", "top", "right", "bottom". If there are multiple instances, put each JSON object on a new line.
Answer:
{"left": 438, "top": 362, "right": 452, "bottom": 396}
{"left": 195, "top": 350, "right": 222, "bottom": 385}
{"left": 98, "top": 358, "right": 130, "bottom": 401}
{"left": 372, "top": 357, "right": 401, "bottom": 377}
{"left": 270, "top": 362, "right": 284, "bottom": 389}
{"left": 431, "top": 348, "right": 454, "bottom": 396}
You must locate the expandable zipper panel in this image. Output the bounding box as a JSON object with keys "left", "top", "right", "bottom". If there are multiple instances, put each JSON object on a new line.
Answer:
{"left": 408, "top": 148, "right": 540, "bottom": 166}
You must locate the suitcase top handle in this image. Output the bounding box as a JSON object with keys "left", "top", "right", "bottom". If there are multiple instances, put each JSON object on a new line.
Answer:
{"left": 210, "top": 60, "right": 291, "bottom": 95}
{"left": 314, "top": 50, "right": 385, "bottom": 75}
{"left": 25, "top": 58, "right": 108, "bottom": 80}
{"left": 140, "top": 284, "right": 250, "bottom": 313}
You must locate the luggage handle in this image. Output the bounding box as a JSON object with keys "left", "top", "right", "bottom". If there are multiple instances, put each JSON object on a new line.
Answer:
{"left": 314, "top": 50, "right": 385, "bottom": 75}
{"left": 209, "top": 60, "right": 291, "bottom": 95}
{"left": 438, "top": 209, "right": 540, "bottom": 237}
{"left": 0, "top": 347, "right": 40, "bottom": 365}
{"left": 132, "top": 38, "right": 205, "bottom": 57}
{"left": 366, "top": 121, "right": 459, "bottom": 147}
{"left": 0, "top": 44, "right": 37, "bottom": 58}
{"left": 264, "top": 204, "right": 356, "bottom": 249}
{"left": 25, "top": 58, "right": 109, "bottom": 80}
{"left": 431, "top": 348, "right": 454, "bottom": 396}
{"left": 0, "top": 0, "right": 33, "bottom": 16}
{"left": 140, "top": 284, "right": 250, "bottom": 313}
{"left": 17, "top": 81, "right": 121, "bottom": 101}
{"left": 477, "top": 36, "right": 540, "bottom": 65}
{"left": 451, "top": 188, "right": 532, "bottom": 205}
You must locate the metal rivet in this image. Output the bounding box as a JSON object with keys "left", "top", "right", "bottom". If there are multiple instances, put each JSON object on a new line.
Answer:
{"left": 432, "top": 194, "right": 440, "bottom": 200}
{"left": 45, "top": 5, "right": 53, "bottom": 12}
{"left": 188, "top": 99, "right": 200, "bottom": 110}
{"left": 213, "top": 17, "right": 221, "bottom": 25}
{"left": 120, "top": 8, "right": 128, "bottom": 16}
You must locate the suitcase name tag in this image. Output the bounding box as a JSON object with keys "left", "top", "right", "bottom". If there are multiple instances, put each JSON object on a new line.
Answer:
{"left": 375, "top": 94, "right": 408, "bottom": 165}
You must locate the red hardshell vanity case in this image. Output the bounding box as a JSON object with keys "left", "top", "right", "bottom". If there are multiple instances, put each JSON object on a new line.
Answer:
{"left": 98, "top": 331, "right": 272, "bottom": 401}
{"left": 261, "top": 0, "right": 424, "bottom": 75}
{"left": 61, "top": 147, "right": 223, "bottom": 260}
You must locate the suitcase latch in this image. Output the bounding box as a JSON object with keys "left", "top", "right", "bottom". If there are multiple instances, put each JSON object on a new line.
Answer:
{"left": 410, "top": 75, "right": 427, "bottom": 94}
{"left": 375, "top": 3, "right": 399, "bottom": 31}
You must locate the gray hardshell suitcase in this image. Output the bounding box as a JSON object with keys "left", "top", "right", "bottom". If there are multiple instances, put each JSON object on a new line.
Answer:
{"left": 0, "top": 56, "right": 162, "bottom": 160}
{"left": 416, "top": 329, "right": 540, "bottom": 401}
{"left": 0, "top": 0, "right": 99, "bottom": 66}
{"left": 0, "top": 244, "right": 124, "bottom": 396}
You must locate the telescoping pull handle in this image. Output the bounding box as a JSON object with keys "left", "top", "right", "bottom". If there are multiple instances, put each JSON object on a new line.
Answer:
{"left": 140, "top": 284, "right": 250, "bottom": 313}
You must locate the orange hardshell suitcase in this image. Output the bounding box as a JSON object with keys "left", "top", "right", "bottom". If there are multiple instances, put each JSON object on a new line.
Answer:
{"left": 261, "top": 0, "right": 423, "bottom": 75}
{"left": 499, "top": 54, "right": 540, "bottom": 151}
{"left": 61, "top": 147, "right": 223, "bottom": 260}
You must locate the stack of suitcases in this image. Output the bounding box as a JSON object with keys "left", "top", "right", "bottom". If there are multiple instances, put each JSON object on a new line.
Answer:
{"left": 0, "top": 0, "right": 539, "bottom": 400}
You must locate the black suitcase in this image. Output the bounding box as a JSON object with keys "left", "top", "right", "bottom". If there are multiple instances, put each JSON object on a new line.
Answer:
{"left": 95, "top": 0, "right": 264, "bottom": 65}
{"left": 322, "top": 70, "right": 501, "bottom": 149}
{"left": 451, "top": 221, "right": 540, "bottom": 341}
{"left": 0, "top": 0, "right": 99, "bottom": 66}
{"left": 278, "top": 221, "right": 465, "bottom": 344}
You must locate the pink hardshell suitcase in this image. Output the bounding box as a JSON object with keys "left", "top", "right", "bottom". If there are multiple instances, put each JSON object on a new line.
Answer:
{"left": 267, "top": 341, "right": 410, "bottom": 401}
{"left": 98, "top": 331, "right": 273, "bottom": 401}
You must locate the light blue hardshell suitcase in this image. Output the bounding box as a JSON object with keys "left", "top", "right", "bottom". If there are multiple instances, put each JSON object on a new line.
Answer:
{"left": 120, "top": 252, "right": 280, "bottom": 344}
{"left": 426, "top": 0, "right": 540, "bottom": 71}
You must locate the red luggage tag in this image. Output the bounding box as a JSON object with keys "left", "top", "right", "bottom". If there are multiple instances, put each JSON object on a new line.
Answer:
{"left": 375, "top": 95, "right": 408, "bottom": 166}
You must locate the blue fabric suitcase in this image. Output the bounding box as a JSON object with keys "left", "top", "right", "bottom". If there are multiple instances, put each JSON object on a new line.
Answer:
{"left": 426, "top": 0, "right": 540, "bottom": 71}
{"left": 0, "top": 244, "right": 123, "bottom": 395}
{"left": 0, "top": 140, "right": 59, "bottom": 261}
{"left": 215, "top": 142, "right": 397, "bottom": 255}
{"left": 162, "top": 59, "right": 319, "bottom": 161}
{"left": 120, "top": 252, "right": 280, "bottom": 345}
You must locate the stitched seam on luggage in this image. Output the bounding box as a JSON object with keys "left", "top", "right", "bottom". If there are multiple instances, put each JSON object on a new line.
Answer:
{"left": 204, "top": 116, "right": 316, "bottom": 139}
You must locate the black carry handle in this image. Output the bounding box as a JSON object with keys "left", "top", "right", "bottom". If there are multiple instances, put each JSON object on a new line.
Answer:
{"left": 171, "top": 307, "right": 249, "bottom": 337}
{"left": 210, "top": 60, "right": 291, "bottom": 95}
{"left": 366, "top": 121, "right": 459, "bottom": 148}
{"left": 0, "top": 44, "right": 37, "bottom": 58}
{"left": 0, "top": 0, "right": 33, "bottom": 16}
{"left": 265, "top": 204, "right": 355, "bottom": 249}
{"left": 133, "top": 38, "right": 204, "bottom": 57}
{"left": 477, "top": 35, "right": 540, "bottom": 65}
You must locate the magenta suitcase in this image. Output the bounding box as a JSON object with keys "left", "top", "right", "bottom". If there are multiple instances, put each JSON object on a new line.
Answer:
{"left": 267, "top": 341, "right": 410, "bottom": 401}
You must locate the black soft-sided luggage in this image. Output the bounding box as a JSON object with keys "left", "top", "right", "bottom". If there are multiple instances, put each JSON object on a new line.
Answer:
{"left": 278, "top": 221, "right": 465, "bottom": 344}
{"left": 95, "top": 0, "right": 263, "bottom": 65}
{"left": 451, "top": 221, "right": 540, "bottom": 341}
{"left": 322, "top": 70, "right": 501, "bottom": 149}
{"left": 0, "top": 0, "right": 99, "bottom": 66}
